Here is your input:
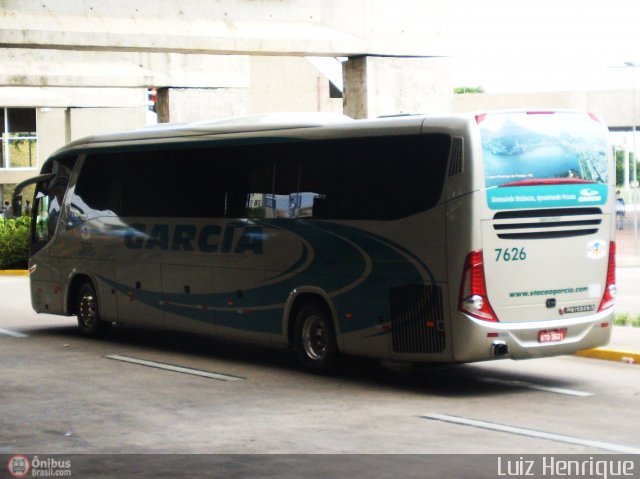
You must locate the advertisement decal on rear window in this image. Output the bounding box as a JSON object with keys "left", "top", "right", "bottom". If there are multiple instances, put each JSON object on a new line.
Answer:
{"left": 480, "top": 112, "right": 609, "bottom": 210}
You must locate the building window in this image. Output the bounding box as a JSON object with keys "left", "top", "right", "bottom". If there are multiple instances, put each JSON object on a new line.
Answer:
{"left": 1, "top": 108, "right": 38, "bottom": 169}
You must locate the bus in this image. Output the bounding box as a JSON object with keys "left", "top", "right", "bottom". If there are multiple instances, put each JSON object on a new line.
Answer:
{"left": 14, "top": 110, "right": 616, "bottom": 373}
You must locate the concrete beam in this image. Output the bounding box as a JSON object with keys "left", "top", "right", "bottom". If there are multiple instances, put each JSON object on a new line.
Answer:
{"left": 68, "top": 107, "right": 147, "bottom": 140}
{"left": 0, "top": 0, "right": 447, "bottom": 57}
{"left": 0, "top": 86, "right": 146, "bottom": 108}
{"left": 0, "top": 49, "right": 250, "bottom": 88}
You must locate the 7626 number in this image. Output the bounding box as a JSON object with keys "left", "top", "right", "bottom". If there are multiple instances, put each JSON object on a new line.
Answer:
{"left": 494, "top": 247, "right": 527, "bottom": 262}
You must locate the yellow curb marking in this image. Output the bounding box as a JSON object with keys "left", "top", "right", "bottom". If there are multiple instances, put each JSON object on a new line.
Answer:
{"left": 575, "top": 348, "right": 640, "bottom": 364}
{"left": 0, "top": 270, "right": 28, "bottom": 276}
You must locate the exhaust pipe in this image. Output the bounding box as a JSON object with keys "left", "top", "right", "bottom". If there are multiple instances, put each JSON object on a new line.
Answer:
{"left": 492, "top": 341, "right": 509, "bottom": 357}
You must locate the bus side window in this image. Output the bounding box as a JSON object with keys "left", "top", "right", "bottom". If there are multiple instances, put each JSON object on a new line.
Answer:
{"left": 311, "top": 196, "right": 328, "bottom": 219}
{"left": 281, "top": 140, "right": 335, "bottom": 220}
{"left": 73, "top": 156, "right": 122, "bottom": 222}
{"left": 31, "top": 156, "right": 76, "bottom": 254}
{"left": 243, "top": 147, "right": 274, "bottom": 219}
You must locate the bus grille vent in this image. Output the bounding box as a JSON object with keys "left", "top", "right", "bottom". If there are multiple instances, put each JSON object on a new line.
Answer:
{"left": 492, "top": 208, "right": 602, "bottom": 239}
{"left": 447, "top": 137, "right": 464, "bottom": 177}
{"left": 389, "top": 284, "right": 445, "bottom": 354}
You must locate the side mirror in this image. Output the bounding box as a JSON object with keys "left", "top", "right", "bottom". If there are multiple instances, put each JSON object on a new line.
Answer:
{"left": 13, "top": 172, "right": 55, "bottom": 218}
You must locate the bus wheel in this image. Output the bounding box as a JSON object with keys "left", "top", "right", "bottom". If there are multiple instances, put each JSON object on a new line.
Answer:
{"left": 294, "top": 301, "right": 340, "bottom": 374}
{"left": 76, "top": 283, "right": 110, "bottom": 337}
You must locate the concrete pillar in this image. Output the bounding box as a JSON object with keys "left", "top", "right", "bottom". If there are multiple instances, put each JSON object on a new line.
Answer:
{"left": 36, "top": 108, "right": 68, "bottom": 163}
{"left": 342, "top": 56, "right": 453, "bottom": 119}
{"left": 157, "top": 87, "right": 249, "bottom": 123}
{"left": 249, "top": 56, "right": 342, "bottom": 115}
{"left": 68, "top": 107, "right": 146, "bottom": 141}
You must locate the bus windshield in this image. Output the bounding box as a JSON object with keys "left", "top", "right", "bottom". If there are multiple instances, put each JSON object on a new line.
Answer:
{"left": 480, "top": 111, "right": 609, "bottom": 210}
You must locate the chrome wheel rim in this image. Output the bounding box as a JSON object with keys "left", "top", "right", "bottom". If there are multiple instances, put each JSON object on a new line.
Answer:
{"left": 302, "top": 315, "right": 327, "bottom": 361}
{"left": 78, "top": 292, "right": 97, "bottom": 329}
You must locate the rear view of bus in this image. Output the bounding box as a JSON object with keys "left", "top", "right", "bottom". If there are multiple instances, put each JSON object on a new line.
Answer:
{"left": 455, "top": 111, "right": 615, "bottom": 361}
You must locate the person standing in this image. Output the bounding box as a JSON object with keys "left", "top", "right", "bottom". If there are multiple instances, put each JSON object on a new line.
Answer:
{"left": 1, "top": 201, "right": 11, "bottom": 219}
{"left": 616, "top": 190, "right": 626, "bottom": 230}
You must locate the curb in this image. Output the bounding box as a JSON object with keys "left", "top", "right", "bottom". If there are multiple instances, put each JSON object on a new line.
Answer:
{"left": 0, "top": 270, "right": 28, "bottom": 276}
{"left": 575, "top": 348, "right": 639, "bottom": 364}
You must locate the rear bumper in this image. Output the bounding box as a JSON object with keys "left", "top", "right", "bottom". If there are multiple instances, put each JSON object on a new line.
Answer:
{"left": 452, "top": 309, "right": 614, "bottom": 362}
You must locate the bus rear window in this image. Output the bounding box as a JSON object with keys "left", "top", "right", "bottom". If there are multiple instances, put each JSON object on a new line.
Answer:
{"left": 480, "top": 112, "right": 608, "bottom": 188}
{"left": 479, "top": 112, "right": 610, "bottom": 210}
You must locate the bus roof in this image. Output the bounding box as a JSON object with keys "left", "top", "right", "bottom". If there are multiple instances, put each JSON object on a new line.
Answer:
{"left": 51, "top": 113, "right": 350, "bottom": 156}
{"left": 45, "top": 109, "right": 599, "bottom": 164}
{"left": 46, "top": 112, "right": 442, "bottom": 161}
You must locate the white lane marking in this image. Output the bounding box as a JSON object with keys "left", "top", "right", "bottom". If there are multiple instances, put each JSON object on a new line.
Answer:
{"left": 478, "top": 377, "right": 593, "bottom": 397}
{"left": 422, "top": 414, "right": 640, "bottom": 454}
{"left": 105, "top": 355, "right": 244, "bottom": 381}
{"left": 0, "top": 328, "right": 28, "bottom": 338}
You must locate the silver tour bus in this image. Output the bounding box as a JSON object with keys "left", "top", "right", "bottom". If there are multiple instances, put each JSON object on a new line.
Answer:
{"left": 14, "top": 111, "right": 615, "bottom": 373}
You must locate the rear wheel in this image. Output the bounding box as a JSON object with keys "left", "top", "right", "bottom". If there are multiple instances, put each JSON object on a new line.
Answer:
{"left": 294, "top": 301, "right": 340, "bottom": 374}
{"left": 76, "top": 282, "right": 111, "bottom": 337}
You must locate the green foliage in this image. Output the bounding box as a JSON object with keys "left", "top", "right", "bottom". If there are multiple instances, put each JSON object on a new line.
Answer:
{"left": 454, "top": 86, "right": 485, "bottom": 94}
{"left": 614, "top": 312, "right": 640, "bottom": 328}
{"left": 616, "top": 150, "right": 624, "bottom": 187}
{"left": 615, "top": 150, "right": 640, "bottom": 187}
{"left": 0, "top": 216, "right": 30, "bottom": 269}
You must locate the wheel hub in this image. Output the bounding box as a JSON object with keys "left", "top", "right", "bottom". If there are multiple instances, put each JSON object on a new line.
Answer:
{"left": 79, "top": 293, "right": 97, "bottom": 328}
{"left": 302, "top": 315, "right": 328, "bottom": 360}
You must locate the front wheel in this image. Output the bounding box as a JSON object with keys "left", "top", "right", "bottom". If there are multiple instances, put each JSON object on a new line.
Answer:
{"left": 294, "top": 301, "right": 340, "bottom": 374}
{"left": 76, "top": 282, "right": 111, "bottom": 337}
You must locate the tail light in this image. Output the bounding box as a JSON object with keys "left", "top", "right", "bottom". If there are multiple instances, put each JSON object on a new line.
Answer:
{"left": 588, "top": 112, "right": 604, "bottom": 123}
{"left": 459, "top": 250, "right": 498, "bottom": 322}
{"left": 598, "top": 242, "right": 616, "bottom": 311}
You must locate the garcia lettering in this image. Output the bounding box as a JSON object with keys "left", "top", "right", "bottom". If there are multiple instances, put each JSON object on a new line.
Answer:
{"left": 124, "top": 223, "right": 263, "bottom": 255}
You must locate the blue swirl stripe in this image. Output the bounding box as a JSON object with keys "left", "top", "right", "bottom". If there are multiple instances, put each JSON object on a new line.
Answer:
{"left": 100, "top": 220, "right": 436, "bottom": 336}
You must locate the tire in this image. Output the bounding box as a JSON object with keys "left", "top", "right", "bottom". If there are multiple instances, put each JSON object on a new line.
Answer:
{"left": 76, "top": 282, "right": 111, "bottom": 337}
{"left": 294, "top": 301, "right": 340, "bottom": 374}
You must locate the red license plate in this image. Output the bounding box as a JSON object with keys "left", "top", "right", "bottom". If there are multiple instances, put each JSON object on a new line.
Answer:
{"left": 538, "top": 328, "right": 566, "bottom": 343}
